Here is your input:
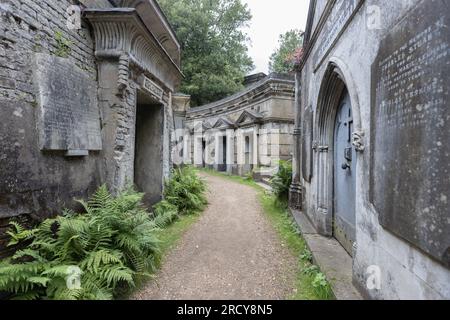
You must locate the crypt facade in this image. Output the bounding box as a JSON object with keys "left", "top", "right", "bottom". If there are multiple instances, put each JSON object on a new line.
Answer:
{"left": 290, "top": 0, "right": 450, "bottom": 299}
{"left": 178, "top": 73, "right": 295, "bottom": 178}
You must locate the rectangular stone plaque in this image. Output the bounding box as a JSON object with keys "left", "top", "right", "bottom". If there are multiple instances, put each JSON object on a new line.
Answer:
{"left": 34, "top": 53, "right": 102, "bottom": 151}
{"left": 313, "top": 0, "right": 363, "bottom": 71}
{"left": 370, "top": 0, "right": 450, "bottom": 267}
{"left": 143, "top": 76, "right": 164, "bottom": 100}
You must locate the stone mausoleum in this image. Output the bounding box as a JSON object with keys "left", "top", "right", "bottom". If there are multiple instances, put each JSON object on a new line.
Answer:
{"left": 290, "top": 0, "right": 450, "bottom": 299}
{"left": 0, "top": 0, "right": 183, "bottom": 256}
{"left": 178, "top": 73, "right": 295, "bottom": 178}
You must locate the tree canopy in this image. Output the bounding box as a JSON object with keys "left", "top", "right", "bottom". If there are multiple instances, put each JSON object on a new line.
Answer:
{"left": 159, "top": 0, "right": 254, "bottom": 107}
{"left": 269, "top": 29, "right": 304, "bottom": 74}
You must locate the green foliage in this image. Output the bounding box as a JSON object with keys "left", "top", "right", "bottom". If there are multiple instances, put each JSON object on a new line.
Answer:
{"left": 152, "top": 201, "right": 179, "bottom": 229}
{"left": 54, "top": 30, "right": 72, "bottom": 58}
{"left": 164, "top": 167, "right": 208, "bottom": 215}
{"left": 311, "top": 272, "right": 333, "bottom": 300}
{"left": 302, "top": 264, "right": 320, "bottom": 276}
{"left": 312, "top": 272, "right": 328, "bottom": 288}
{"left": 0, "top": 167, "right": 208, "bottom": 300}
{"left": 0, "top": 186, "right": 159, "bottom": 300}
{"left": 6, "top": 221, "right": 36, "bottom": 247}
{"left": 300, "top": 249, "right": 313, "bottom": 263}
{"left": 269, "top": 29, "right": 303, "bottom": 73}
{"left": 159, "top": 0, "right": 254, "bottom": 106}
{"left": 244, "top": 170, "right": 254, "bottom": 181}
{"left": 270, "top": 160, "right": 293, "bottom": 202}
{"left": 257, "top": 189, "right": 334, "bottom": 300}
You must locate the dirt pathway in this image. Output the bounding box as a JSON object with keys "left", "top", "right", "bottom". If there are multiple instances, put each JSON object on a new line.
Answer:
{"left": 132, "top": 173, "right": 297, "bottom": 300}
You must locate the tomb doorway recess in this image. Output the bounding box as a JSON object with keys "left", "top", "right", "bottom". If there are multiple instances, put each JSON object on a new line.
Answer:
{"left": 134, "top": 91, "right": 164, "bottom": 207}
{"left": 313, "top": 61, "right": 363, "bottom": 254}
{"left": 84, "top": 8, "right": 182, "bottom": 194}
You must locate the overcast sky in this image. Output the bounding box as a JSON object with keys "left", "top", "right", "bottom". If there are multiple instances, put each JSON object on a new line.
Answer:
{"left": 242, "top": 0, "right": 310, "bottom": 74}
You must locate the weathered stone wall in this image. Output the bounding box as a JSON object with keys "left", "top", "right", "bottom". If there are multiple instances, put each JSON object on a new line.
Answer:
{"left": 0, "top": 0, "right": 112, "bottom": 255}
{"left": 299, "top": 0, "right": 450, "bottom": 299}
{"left": 0, "top": 0, "right": 181, "bottom": 257}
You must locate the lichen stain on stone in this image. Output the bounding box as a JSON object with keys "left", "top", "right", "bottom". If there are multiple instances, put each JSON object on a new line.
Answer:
{"left": 12, "top": 107, "right": 23, "bottom": 117}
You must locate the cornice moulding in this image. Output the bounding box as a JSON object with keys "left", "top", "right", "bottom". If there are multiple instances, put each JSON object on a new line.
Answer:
{"left": 186, "top": 79, "right": 295, "bottom": 117}
{"left": 83, "top": 8, "right": 183, "bottom": 92}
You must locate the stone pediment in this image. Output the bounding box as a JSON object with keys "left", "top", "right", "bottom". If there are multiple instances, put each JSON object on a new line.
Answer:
{"left": 213, "top": 117, "right": 235, "bottom": 130}
{"left": 191, "top": 121, "right": 212, "bottom": 133}
{"left": 236, "top": 110, "right": 263, "bottom": 127}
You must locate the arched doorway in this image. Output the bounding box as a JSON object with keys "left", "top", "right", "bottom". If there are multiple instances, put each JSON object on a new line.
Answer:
{"left": 314, "top": 62, "right": 362, "bottom": 256}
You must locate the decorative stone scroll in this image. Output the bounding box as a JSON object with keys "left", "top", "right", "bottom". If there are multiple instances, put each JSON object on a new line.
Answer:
{"left": 34, "top": 53, "right": 102, "bottom": 152}
{"left": 370, "top": 0, "right": 450, "bottom": 266}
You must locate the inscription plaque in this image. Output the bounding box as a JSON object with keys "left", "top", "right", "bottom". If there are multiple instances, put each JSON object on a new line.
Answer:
{"left": 143, "top": 76, "right": 164, "bottom": 101}
{"left": 34, "top": 53, "right": 102, "bottom": 151}
{"left": 370, "top": 0, "right": 450, "bottom": 266}
{"left": 302, "top": 106, "right": 314, "bottom": 182}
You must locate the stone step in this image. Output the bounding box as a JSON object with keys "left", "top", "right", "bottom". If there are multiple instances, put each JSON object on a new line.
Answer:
{"left": 256, "top": 182, "right": 272, "bottom": 192}
{"left": 290, "top": 209, "right": 364, "bottom": 300}
{"left": 260, "top": 177, "right": 272, "bottom": 186}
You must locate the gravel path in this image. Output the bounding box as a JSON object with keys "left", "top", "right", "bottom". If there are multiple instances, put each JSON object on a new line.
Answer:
{"left": 132, "top": 173, "right": 297, "bottom": 300}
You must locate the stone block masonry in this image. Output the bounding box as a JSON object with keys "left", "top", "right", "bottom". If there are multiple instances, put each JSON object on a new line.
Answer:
{"left": 0, "top": 0, "right": 183, "bottom": 256}
{"left": 0, "top": 0, "right": 107, "bottom": 234}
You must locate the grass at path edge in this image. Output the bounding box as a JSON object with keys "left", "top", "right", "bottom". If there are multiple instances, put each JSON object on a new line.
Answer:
{"left": 156, "top": 213, "right": 202, "bottom": 265}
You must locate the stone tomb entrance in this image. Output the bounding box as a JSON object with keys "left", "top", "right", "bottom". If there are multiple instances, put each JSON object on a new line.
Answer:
{"left": 84, "top": 8, "right": 183, "bottom": 208}
{"left": 314, "top": 63, "right": 362, "bottom": 256}
{"left": 134, "top": 91, "right": 164, "bottom": 207}
{"left": 218, "top": 135, "right": 227, "bottom": 172}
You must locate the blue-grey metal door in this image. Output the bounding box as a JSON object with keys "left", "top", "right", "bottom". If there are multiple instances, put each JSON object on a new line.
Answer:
{"left": 333, "top": 91, "right": 356, "bottom": 256}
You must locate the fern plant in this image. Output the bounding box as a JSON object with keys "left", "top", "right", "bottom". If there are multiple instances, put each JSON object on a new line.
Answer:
{"left": 6, "top": 221, "right": 36, "bottom": 247}
{"left": 164, "top": 167, "right": 207, "bottom": 215}
{"left": 0, "top": 168, "right": 207, "bottom": 300}
{"left": 0, "top": 186, "right": 160, "bottom": 300}
{"left": 152, "top": 200, "right": 179, "bottom": 228}
{"left": 270, "top": 160, "right": 293, "bottom": 202}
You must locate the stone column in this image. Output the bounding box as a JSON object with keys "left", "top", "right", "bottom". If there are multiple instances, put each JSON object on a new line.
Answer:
{"left": 193, "top": 121, "right": 203, "bottom": 167}
{"left": 226, "top": 129, "right": 234, "bottom": 173}
{"left": 214, "top": 131, "right": 221, "bottom": 170}
{"left": 253, "top": 126, "right": 259, "bottom": 167}
{"left": 289, "top": 69, "right": 303, "bottom": 210}
{"left": 236, "top": 129, "right": 244, "bottom": 175}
